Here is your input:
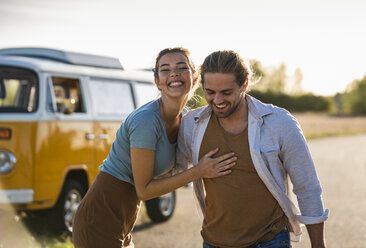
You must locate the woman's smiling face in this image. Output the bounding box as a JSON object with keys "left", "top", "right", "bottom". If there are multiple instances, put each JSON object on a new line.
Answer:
{"left": 155, "top": 52, "right": 195, "bottom": 99}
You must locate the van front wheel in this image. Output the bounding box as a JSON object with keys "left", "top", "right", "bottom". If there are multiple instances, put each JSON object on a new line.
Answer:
{"left": 49, "top": 179, "right": 86, "bottom": 233}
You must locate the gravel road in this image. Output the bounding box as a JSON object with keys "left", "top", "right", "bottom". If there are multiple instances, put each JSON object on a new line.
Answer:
{"left": 1, "top": 134, "right": 365, "bottom": 247}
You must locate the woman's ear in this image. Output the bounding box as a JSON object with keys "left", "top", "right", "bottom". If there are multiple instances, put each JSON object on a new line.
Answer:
{"left": 192, "top": 72, "right": 199, "bottom": 87}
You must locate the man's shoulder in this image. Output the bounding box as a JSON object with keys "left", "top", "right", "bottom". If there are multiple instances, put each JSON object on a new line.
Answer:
{"left": 248, "top": 95, "right": 293, "bottom": 119}
{"left": 265, "top": 105, "right": 296, "bottom": 126}
{"left": 269, "top": 105, "right": 292, "bottom": 118}
{"left": 182, "top": 105, "right": 210, "bottom": 121}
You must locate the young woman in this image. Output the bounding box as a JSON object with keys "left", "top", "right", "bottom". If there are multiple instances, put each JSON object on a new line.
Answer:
{"left": 72, "top": 47, "right": 237, "bottom": 248}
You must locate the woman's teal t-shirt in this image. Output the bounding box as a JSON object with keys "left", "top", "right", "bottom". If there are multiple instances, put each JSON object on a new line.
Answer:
{"left": 99, "top": 100, "right": 176, "bottom": 185}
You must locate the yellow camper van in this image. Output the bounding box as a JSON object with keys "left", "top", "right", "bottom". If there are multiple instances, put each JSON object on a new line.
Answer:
{"left": 0, "top": 48, "right": 176, "bottom": 233}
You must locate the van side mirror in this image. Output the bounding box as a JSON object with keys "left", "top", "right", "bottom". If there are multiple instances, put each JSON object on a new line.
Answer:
{"left": 0, "top": 79, "right": 5, "bottom": 99}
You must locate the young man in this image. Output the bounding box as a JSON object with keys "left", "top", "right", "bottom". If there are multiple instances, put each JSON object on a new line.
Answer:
{"left": 176, "top": 50, "right": 329, "bottom": 248}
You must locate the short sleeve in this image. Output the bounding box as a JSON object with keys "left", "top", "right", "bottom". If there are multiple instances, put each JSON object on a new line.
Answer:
{"left": 128, "top": 111, "right": 160, "bottom": 150}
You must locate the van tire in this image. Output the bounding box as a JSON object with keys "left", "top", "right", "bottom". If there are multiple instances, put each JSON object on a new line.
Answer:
{"left": 145, "top": 191, "right": 176, "bottom": 223}
{"left": 48, "top": 179, "right": 86, "bottom": 234}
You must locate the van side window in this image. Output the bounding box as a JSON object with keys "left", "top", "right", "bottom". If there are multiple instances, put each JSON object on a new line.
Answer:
{"left": 0, "top": 66, "right": 38, "bottom": 113}
{"left": 134, "top": 81, "right": 158, "bottom": 107}
{"left": 48, "top": 77, "right": 85, "bottom": 114}
{"left": 89, "top": 78, "right": 134, "bottom": 116}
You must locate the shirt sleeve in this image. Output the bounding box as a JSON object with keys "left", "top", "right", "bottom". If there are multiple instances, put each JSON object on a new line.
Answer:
{"left": 128, "top": 111, "right": 160, "bottom": 150}
{"left": 279, "top": 111, "right": 329, "bottom": 224}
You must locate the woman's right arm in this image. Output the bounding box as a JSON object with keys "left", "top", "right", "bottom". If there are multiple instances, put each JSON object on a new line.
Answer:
{"left": 131, "top": 147, "right": 236, "bottom": 201}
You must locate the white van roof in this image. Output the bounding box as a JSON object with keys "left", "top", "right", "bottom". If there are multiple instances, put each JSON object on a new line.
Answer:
{"left": 0, "top": 47, "right": 123, "bottom": 70}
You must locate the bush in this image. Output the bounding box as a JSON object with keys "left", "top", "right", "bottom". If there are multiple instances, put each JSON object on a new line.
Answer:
{"left": 187, "top": 87, "right": 330, "bottom": 113}
{"left": 248, "top": 90, "right": 330, "bottom": 112}
{"left": 186, "top": 87, "right": 207, "bottom": 109}
{"left": 347, "top": 75, "right": 366, "bottom": 115}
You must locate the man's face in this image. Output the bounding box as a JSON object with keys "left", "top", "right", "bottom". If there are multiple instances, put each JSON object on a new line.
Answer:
{"left": 203, "top": 73, "right": 244, "bottom": 118}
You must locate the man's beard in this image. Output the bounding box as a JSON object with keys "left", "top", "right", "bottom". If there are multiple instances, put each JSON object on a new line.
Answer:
{"left": 211, "top": 96, "right": 243, "bottom": 119}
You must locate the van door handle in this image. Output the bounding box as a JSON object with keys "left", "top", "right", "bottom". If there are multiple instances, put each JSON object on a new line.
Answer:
{"left": 98, "top": 134, "right": 109, "bottom": 140}
{"left": 85, "top": 133, "right": 95, "bottom": 140}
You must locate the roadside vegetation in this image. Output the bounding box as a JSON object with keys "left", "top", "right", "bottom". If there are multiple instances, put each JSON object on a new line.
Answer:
{"left": 294, "top": 113, "right": 366, "bottom": 139}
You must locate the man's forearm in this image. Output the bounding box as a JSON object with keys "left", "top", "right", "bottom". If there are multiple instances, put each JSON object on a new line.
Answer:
{"left": 306, "top": 222, "right": 326, "bottom": 248}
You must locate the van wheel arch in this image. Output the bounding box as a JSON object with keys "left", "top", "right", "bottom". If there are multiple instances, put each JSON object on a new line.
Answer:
{"left": 61, "top": 170, "right": 89, "bottom": 194}
{"left": 49, "top": 170, "right": 89, "bottom": 233}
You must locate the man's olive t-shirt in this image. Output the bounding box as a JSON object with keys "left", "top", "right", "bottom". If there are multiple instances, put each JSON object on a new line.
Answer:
{"left": 200, "top": 113, "right": 287, "bottom": 248}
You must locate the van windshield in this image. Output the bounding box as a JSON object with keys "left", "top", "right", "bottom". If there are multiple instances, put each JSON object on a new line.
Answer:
{"left": 0, "top": 66, "right": 38, "bottom": 113}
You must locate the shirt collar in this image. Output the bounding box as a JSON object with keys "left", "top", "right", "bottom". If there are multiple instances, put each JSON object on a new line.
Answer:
{"left": 192, "top": 94, "right": 273, "bottom": 123}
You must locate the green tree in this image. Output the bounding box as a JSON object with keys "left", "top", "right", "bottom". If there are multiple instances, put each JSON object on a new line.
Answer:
{"left": 345, "top": 75, "right": 366, "bottom": 115}
{"left": 186, "top": 86, "right": 207, "bottom": 109}
{"left": 250, "top": 62, "right": 287, "bottom": 93}
{"left": 288, "top": 68, "right": 303, "bottom": 95}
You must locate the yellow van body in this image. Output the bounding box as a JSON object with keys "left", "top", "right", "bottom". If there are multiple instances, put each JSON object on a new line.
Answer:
{"left": 0, "top": 48, "right": 161, "bottom": 232}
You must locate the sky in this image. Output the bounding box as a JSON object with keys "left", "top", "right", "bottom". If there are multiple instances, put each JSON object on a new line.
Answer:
{"left": 0, "top": 0, "right": 365, "bottom": 96}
